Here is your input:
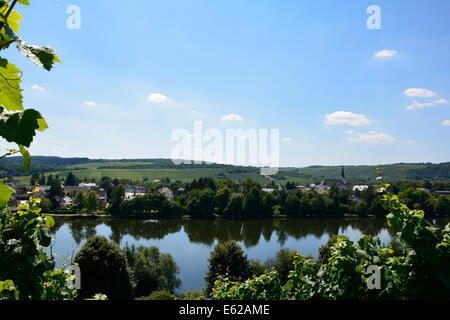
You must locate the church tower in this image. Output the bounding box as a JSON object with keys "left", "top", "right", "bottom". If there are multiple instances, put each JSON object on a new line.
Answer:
{"left": 340, "top": 165, "right": 346, "bottom": 184}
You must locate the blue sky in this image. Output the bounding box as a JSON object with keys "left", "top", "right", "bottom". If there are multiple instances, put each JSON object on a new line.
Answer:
{"left": 3, "top": 0, "right": 450, "bottom": 167}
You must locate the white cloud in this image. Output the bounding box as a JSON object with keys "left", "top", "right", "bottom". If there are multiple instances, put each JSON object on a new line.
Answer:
{"left": 347, "top": 130, "right": 395, "bottom": 144}
{"left": 442, "top": 119, "right": 450, "bottom": 126}
{"left": 324, "top": 111, "right": 371, "bottom": 127}
{"left": 403, "top": 88, "right": 436, "bottom": 98}
{"left": 221, "top": 114, "right": 243, "bottom": 121}
{"left": 282, "top": 137, "right": 292, "bottom": 142}
{"left": 31, "top": 84, "right": 46, "bottom": 92}
{"left": 84, "top": 101, "right": 98, "bottom": 107}
{"left": 406, "top": 140, "right": 417, "bottom": 144}
{"left": 374, "top": 49, "right": 397, "bottom": 58}
{"left": 406, "top": 98, "right": 448, "bottom": 110}
{"left": 147, "top": 93, "right": 169, "bottom": 103}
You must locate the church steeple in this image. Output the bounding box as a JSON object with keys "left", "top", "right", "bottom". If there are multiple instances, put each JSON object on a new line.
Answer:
{"left": 340, "top": 165, "right": 346, "bottom": 184}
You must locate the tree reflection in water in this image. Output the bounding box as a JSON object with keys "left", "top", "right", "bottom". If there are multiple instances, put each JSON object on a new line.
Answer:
{"left": 48, "top": 217, "right": 417, "bottom": 247}
{"left": 49, "top": 216, "right": 449, "bottom": 293}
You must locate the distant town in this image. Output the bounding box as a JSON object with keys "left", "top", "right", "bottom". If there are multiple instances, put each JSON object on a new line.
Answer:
{"left": 6, "top": 166, "right": 450, "bottom": 217}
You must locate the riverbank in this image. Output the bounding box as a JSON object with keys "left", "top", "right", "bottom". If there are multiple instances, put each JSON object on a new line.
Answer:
{"left": 44, "top": 212, "right": 450, "bottom": 220}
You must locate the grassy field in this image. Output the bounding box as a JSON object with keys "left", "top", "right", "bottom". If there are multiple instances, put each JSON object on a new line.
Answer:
{"left": 9, "top": 158, "right": 450, "bottom": 185}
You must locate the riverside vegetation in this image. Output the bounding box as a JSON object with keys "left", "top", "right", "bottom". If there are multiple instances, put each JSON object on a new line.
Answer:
{"left": 36, "top": 171, "right": 450, "bottom": 219}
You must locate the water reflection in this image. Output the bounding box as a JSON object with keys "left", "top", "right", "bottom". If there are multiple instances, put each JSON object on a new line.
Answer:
{"left": 52, "top": 217, "right": 404, "bottom": 248}
{"left": 50, "top": 217, "right": 448, "bottom": 293}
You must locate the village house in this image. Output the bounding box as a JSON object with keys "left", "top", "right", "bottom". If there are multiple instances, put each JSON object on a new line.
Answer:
{"left": 159, "top": 187, "right": 174, "bottom": 200}
{"left": 315, "top": 166, "right": 347, "bottom": 193}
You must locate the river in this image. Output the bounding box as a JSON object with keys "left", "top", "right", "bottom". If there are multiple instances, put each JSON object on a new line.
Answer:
{"left": 49, "top": 216, "right": 449, "bottom": 293}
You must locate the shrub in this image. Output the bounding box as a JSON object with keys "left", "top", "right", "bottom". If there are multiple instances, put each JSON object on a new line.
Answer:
{"left": 0, "top": 198, "right": 76, "bottom": 300}
{"left": 124, "top": 244, "right": 181, "bottom": 298}
{"left": 137, "top": 289, "right": 177, "bottom": 300}
{"left": 317, "top": 235, "right": 338, "bottom": 266}
{"left": 74, "top": 235, "right": 133, "bottom": 300}
{"left": 181, "top": 290, "right": 206, "bottom": 300}
{"left": 249, "top": 259, "right": 267, "bottom": 277}
{"left": 205, "top": 241, "right": 251, "bottom": 295}
{"left": 268, "top": 248, "right": 299, "bottom": 284}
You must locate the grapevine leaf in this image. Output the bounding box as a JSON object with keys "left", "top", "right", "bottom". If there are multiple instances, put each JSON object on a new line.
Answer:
{"left": 45, "top": 215, "right": 55, "bottom": 229}
{"left": 0, "top": 180, "right": 14, "bottom": 208}
{"left": 0, "top": 108, "right": 46, "bottom": 147}
{"left": 6, "top": 10, "right": 22, "bottom": 33}
{"left": 19, "top": 144, "right": 30, "bottom": 172}
{"left": 0, "top": 27, "right": 13, "bottom": 49}
{"left": 37, "top": 117, "right": 48, "bottom": 131}
{"left": 4, "top": 22, "right": 60, "bottom": 71}
{"left": 16, "top": 41, "right": 61, "bottom": 71}
{"left": 0, "top": 57, "right": 23, "bottom": 111}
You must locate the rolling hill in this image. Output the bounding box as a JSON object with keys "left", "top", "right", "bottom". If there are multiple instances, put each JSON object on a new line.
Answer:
{"left": 1, "top": 156, "right": 450, "bottom": 184}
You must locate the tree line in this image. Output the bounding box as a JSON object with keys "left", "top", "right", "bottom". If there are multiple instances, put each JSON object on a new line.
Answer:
{"left": 103, "top": 176, "right": 450, "bottom": 218}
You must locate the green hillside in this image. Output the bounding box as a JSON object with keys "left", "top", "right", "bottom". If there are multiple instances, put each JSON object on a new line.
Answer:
{"left": 2, "top": 156, "right": 450, "bottom": 184}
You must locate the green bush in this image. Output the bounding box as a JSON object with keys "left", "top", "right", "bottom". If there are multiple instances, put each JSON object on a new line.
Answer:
{"left": 269, "top": 248, "right": 299, "bottom": 284}
{"left": 317, "top": 235, "right": 338, "bottom": 266}
{"left": 205, "top": 241, "right": 251, "bottom": 295}
{"left": 136, "top": 289, "right": 177, "bottom": 300}
{"left": 249, "top": 259, "right": 267, "bottom": 277}
{"left": 124, "top": 244, "right": 181, "bottom": 298}
{"left": 181, "top": 290, "right": 206, "bottom": 300}
{"left": 74, "top": 235, "right": 133, "bottom": 300}
{"left": 0, "top": 198, "right": 76, "bottom": 300}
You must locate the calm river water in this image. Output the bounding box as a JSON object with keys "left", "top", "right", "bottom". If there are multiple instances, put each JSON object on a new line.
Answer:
{"left": 49, "top": 217, "right": 449, "bottom": 293}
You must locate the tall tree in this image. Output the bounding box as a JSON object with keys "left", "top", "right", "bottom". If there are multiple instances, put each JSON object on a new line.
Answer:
{"left": 86, "top": 190, "right": 98, "bottom": 213}
{"left": 65, "top": 172, "right": 77, "bottom": 186}
{"left": 72, "top": 190, "right": 86, "bottom": 211}
{"left": 109, "top": 184, "right": 125, "bottom": 215}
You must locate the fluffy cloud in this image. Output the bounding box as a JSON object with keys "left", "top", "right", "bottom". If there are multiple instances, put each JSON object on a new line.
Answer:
{"left": 324, "top": 111, "right": 371, "bottom": 127}
{"left": 147, "top": 93, "right": 169, "bottom": 103}
{"left": 31, "top": 84, "right": 46, "bottom": 92}
{"left": 83, "top": 101, "right": 98, "bottom": 107}
{"left": 221, "top": 114, "right": 243, "bottom": 121}
{"left": 403, "top": 88, "right": 436, "bottom": 98}
{"left": 374, "top": 49, "right": 397, "bottom": 58}
{"left": 442, "top": 119, "right": 450, "bottom": 126}
{"left": 347, "top": 130, "right": 395, "bottom": 144}
{"left": 406, "top": 98, "right": 448, "bottom": 110}
{"left": 281, "top": 137, "right": 292, "bottom": 142}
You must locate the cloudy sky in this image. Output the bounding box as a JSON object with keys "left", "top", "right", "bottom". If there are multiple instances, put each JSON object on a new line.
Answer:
{"left": 3, "top": 0, "right": 450, "bottom": 166}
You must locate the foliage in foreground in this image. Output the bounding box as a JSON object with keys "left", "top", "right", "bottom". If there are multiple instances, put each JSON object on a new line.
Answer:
{"left": 211, "top": 181, "right": 450, "bottom": 300}
{"left": 0, "top": 195, "right": 77, "bottom": 300}
{"left": 124, "top": 244, "right": 181, "bottom": 298}
{"left": 74, "top": 235, "right": 134, "bottom": 300}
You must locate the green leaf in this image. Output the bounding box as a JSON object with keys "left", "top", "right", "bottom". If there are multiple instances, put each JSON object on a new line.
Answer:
{"left": 37, "top": 117, "right": 48, "bottom": 131}
{"left": 0, "top": 180, "right": 14, "bottom": 208}
{"left": 0, "top": 57, "right": 23, "bottom": 111}
{"left": 0, "top": 108, "right": 45, "bottom": 147}
{"left": 4, "top": 21, "right": 61, "bottom": 71}
{"left": 16, "top": 40, "right": 61, "bottom": 71}
{"left": 17, "top": 0, "right": 31, "bottom": 5}
{"left": 6, "top": 10, "right": 22, "bottom": 33}
{"left": 18, "top": 144, "right": 30, "bottom": 172}
{"left": 44, "top": 215, "right": 55, "bottom": 229}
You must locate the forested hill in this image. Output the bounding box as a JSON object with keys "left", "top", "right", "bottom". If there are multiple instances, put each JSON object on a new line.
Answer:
{"left": 1, "top": 156, "right": 450, "bottom": 183}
